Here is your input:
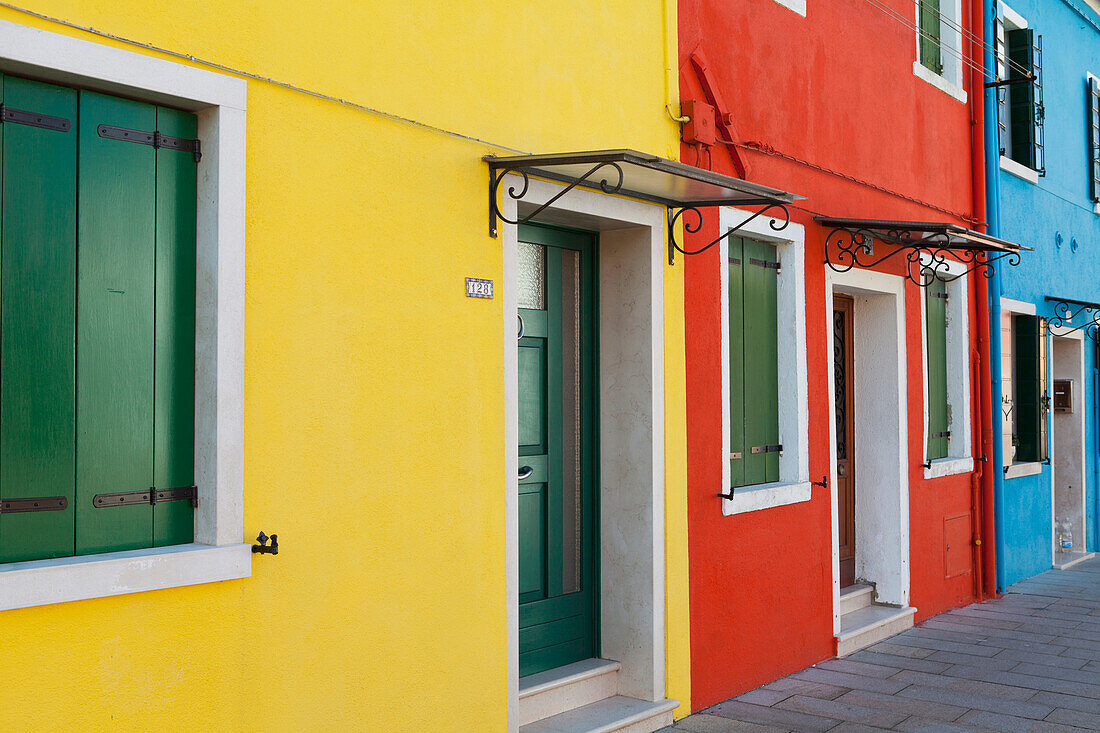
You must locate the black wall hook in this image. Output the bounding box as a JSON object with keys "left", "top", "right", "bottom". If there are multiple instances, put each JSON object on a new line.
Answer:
{"left": 252, "top": 531, "right": 278, "bottom": 555}
{"left": 812, "top": 475, "right": 828, "bottom": 488}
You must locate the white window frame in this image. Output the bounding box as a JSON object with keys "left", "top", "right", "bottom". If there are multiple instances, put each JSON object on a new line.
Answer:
{"left": 769, "top": 0, "right": 806, "bottom": 16}
{"left": 912, "top": 0, "right": 967, "bottom": 103}
{"left": 1088, "top": 71, "right": 1100, "bottom": 215}
{"left": 997, "top": 3, "right": 1040, "bottom": 183}
{"left": 919, "top": 258, "right": 973, "bottom": 479}
{"left": 719, "top": 208, "right": 810, "bottom": 516}
{"left": 0, "top": 19, "right": 249, "bottom": 611}
{"left": 1001, "top": 298, "right": 1044, "bottom": 478}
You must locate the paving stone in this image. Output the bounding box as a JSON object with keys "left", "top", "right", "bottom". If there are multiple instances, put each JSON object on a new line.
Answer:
{"left": 762, "top": 677, "right": 849, "bottom": 700}
{"left": 880, "top": 634, "right": 1002, "bottom": 657}
{"left": 940, "top": 609, "right": 1023, "bottom": 629}
{"left": 814, "top": 659, "right": 900, "bottom": 679}
{"left": 707, "top": 700, "right": 839, "bottom": 733}
{"left": 972, "top": 636, "right": 1070, "bottom": 655}
{"left": 922, "top": 649, "right": 1020, "bottom": 670}
{"left": 941, "top": 664, "right": 1100, "bottom": 698}
{"left": 831, "top": 690, "right": 966, "bottom": 722}
{"left": 922, "top": 618, "right": 1059, "bottom": 644}
{"left": 1046, "top": 707, "right": 1100, "bottom": 730}
{"left": 673, "top": 714, "right": 788, "bottom": 733}
{"left": 1013, "top": 662, "right": 1100, "bottom": 687}
{"left": 791, "top": 667, "right": 906, "bottom": 695}
{"left": 897, "top": 684, "right": 1055, "bottom": 719}
{"left": 775, "top": 695, "right": 907, "bottom": 729}
{"left": 825, "top": 724, "right": 892, "bottom": 733}
{"left": 845, "top": 650, "right": 951, "bottom": 674}
{"left": 890, "top": 669, "right": 1037, "bottom": 701}
{"left": 955, "top": 709, "right": 1088, "bottom": 732}
{"left": 994, "top": 647, "right": 1088, "bottom": 670}
{"left": 866, "top": 642, "right": 934, "bottom": 659}
{"left": 1029, "top": 691, "right": 1100, "bottom": 716}
{"left": 735, "top": 689, "right": 792, "bottom": 707}
{"left": 892, "top": 716, "right": 979, "bottom": 732}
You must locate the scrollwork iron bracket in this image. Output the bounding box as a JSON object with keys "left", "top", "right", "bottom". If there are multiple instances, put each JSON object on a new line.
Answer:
{"left": 1045, "top": 299, "right": 1100, "bottom": 341}
{"left": 666, "top": 202, "right": 791, "bottom": 265}
{"left": 488, "top": 161, "right": 625, "bottom": 238}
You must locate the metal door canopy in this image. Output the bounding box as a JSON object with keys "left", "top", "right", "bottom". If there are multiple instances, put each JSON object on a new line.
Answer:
{"left": 485, "top": 149, "right": 802, "bottom": 252}
{"left": 816, "top": 217, "right": 1030, "bottom": 286}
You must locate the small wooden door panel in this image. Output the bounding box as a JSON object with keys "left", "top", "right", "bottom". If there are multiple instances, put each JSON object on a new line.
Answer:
{"left": 834, "top": 296, "right": 856, "bottom": 589}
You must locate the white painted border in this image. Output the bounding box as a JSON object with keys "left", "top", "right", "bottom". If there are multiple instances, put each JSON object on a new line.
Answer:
{"left": 918, "top": 259, "right": 973, "bottom": 479}
{"left": 501, "top": 176, "right": 669, "bottom": 731}
{"left": 912, "top": 0, "right": 966, "bottom": 103}
{"left": 826, "top": 267, "right": 910, "bottom": 633}
{"left": 719, "top": 209, "right": 810, "bottom": 515}
{"left": 769, "top": 0, "right": 806, "bottom": 16}
{"left": 1000, "top": 155, "right": 1040, "bottom": 184}
{"left": 1049, "top": 330, "right": 1088, "bottom": 566}
{"left": 0, "top": 20, "right": 249, "bottom": 610}
{"left": 1002, "top": 297, "right": 1037, "bottom": 315}
{"left": 913, "top": 62, "right": 968, "bottom": 104}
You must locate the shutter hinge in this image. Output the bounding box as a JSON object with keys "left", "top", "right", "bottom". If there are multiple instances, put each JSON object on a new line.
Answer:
{"left": 0, "top": 104, "right": 71, "bottom": 132}
{"left": 728, "top": 257, "right": 741, "bottom": 266}
{"left": 97, "top": 124, "right": 202, "bottom": 162}
{"left": 930, "top": 291, "right": 948, "bottom": 300}
{"left": 750, "top": 444, "right": 783, "bottom": 454}
{"left": 93, "top": 485, "right": 198, "bottom": 509}
{"left": 931, "top": 431, "right": 951, "bottom": 439}
{"left": 748, "top": 257, "right": 780, "bottom": 271}
{"left": 0, "top": 496, "right": 68, "bottom": 514}
{"left": 730, "top": 451, "right": 743, "bottom": 460}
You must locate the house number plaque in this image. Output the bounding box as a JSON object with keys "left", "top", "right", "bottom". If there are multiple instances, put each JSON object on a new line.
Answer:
{"left": 466, "top": 278, "right": 494, "bottom": 299}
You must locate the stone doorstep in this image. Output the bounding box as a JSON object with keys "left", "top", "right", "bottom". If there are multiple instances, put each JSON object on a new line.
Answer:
{"left": 1055, "top": 552, "right": 1096, "bottom": 571}
{"left": 519, "top": 696, "right": 679, "bottom": 733}
{"left": 836, "top": 605, "right": 917, "bottom": 657}
{"left": 519, "top": 658, "right": 622, "bottom": 726}
{"left": 838, "top": 583, "right": 874, "bottom": 616}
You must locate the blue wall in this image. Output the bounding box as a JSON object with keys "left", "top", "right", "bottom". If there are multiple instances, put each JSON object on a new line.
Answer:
{"left": 993, "top": 0, "right": 1100, "bottom": 586}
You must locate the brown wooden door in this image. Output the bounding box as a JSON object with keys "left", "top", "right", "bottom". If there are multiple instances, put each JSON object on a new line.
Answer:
{"left": 834, "top": 296, "right": 856, "bottom": 588}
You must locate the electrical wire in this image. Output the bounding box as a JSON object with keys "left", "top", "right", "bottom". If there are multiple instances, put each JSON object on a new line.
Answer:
{"left": 913, "top": 0, "right": 1031, "bottom": 78}
{"left": 0, "top": 1, "right": 533, "bottom": 155}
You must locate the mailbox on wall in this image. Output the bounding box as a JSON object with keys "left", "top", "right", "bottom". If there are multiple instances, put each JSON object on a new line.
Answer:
{"left": 1054, "top": 379, "right": 1073, "bottom": 413}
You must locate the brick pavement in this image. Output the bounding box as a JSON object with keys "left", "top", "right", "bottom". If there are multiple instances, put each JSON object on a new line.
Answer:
{"left": 660, "top": 557, "right": 1100, "bottom": 732}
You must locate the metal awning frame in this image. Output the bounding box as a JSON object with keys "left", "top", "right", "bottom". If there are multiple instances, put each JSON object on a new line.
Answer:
{"left": 817, "top": 218, "right": 1028, "bottom": 288}
{"left": 1044, "top": 297, "right": 1100, "bottom": 340}
{"left": 485, "top": 150, "right": 800, "bottom": 265}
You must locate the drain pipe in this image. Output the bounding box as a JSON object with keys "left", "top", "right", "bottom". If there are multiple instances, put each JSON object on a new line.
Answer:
{"left": 984, "top": 0, "right": 1006, "bottom": 594}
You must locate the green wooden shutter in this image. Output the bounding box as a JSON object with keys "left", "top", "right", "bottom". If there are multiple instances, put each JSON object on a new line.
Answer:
{"left": 728, "top": 238, "right": 746, "bottom": 489}
{"left": 926, "top": 280, "right": 949, "bottom": 460}
{"left": 1015, "top": 315, "right": 1042, "bottom": 463}
{"left": 919, "top": 0, "right": 943, "bottom": 75}
{"left": 1039, "top": 317, "right": 1049, "bottom": 462}
{"left": 153, "top": 106, "right": 197, "bottom": 547}
{"left": 0, "top": 76, "right": 78, "bottom": 563}
{"left": 1089, "top": 77, "right": 1100, "bottom": 203}
{"left": 743, "top": 240, "right": 780, "bottom": 486}
{"left": 75, "top": 91, "right": 157, "bottom": 555}
{"left": 1008, "top": 28, "right": 1037, "bottom": 169}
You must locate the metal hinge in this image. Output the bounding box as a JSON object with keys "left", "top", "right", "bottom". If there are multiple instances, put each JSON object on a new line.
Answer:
{"left": 0, "top": 496, "right": 68, "bottom": 514}
{"left": 730, "top": 451, "right": 743, "bottom": 460}
{"left": 930, "top": 291, "right": 948, "bottom": 300}
{"left": 748, "top": 257, "right": 780, "bottom": 271}
{"left": 930, "top": 431, "right": 951, "bottom": 439}
{"left": 0, "top": 104, "right": 71, "bottom": 132}
{"left": 728, "top": 257, "right": 741, "bottom": 266}
{"left": 750, "top": 444, "right": 782, "bottom": 454}
{"left": 93, "top": 485, "right": 198, "bottom": 509}
{"left": 97, "top": 124, "right": 202, "bottom": 162}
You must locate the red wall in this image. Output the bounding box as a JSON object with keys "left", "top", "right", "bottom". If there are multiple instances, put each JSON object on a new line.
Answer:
{"left": 680, "top": 0, "right": 984, "bottom": 710}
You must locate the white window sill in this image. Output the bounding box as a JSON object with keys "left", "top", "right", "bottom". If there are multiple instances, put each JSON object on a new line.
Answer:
{"left": 722, "top": 480, "right": 812, "bottom": 516}
{"left": 0, "top": 543, "right": 251, "bottom": 612}
{"left": 923, "top": 456, "right": 975, "bottom": 479}
{"left": 1093, "top": 201, "right": 1100, "bottom": 216}
{"left": 768, "top": 0, "right": 806, "bottom": 15}
{"left": 912, "top": 62, "right": 967, "bottom": 104}
{"left": 1004, "top": 461, "right": 1043, "bottom": 479}
{"left": 1000, "top": 156, "right": 1040, "bottom": 184}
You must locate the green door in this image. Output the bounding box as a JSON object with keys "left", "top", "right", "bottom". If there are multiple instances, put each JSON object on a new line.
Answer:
{"left": 517, "top": 224, "right": 598, "bottom": 678}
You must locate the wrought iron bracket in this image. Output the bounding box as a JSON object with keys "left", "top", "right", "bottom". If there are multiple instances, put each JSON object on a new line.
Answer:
{"left": 666, "top": 202, "right": 791, "bottom": 265}
{"left": 487, "top": 161, "right": 625, "bottom": 238}
{"left": 812, "top": 475, "right": 828, "bottom": 489}
{"left": 252, "top": 531, "right": 279, "bottom": 555}
{"left": 1045, "top": 297, "right": 1100, "bottom": 340}
{"left": 823, "top": 226, "right": 1021, "bottom": 287}
{"left": 718, "top": 489, "right": 735, "bottom": 500}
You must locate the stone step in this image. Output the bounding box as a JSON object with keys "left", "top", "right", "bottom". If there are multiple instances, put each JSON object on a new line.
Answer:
{"left": 518, "top": 659, "right": 621, "bottom": 726}
{"left": 519, "top": 695, "right": 678, "bottom": 733}
{"left": 838, "top": 583, "right": 874, "bottom": 615}
{"left": 836, "top": 604, "right": 916, "bottom": 657}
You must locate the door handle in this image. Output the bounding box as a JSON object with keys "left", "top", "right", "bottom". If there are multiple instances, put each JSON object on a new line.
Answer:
{"left": 518, "top": 465, "right": 533, "bottom": 480}
{"left": 837, "top": 464, "right": 847, "bottom": 477}
{"left": 518, "top": 314, "right": 525, "bottom": 340}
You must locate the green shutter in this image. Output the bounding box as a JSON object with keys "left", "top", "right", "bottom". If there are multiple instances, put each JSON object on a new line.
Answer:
{"left": 1008, "top": 28, "right": 1037, "bottom": 169}
{"left": 919, "top": 0, "right": 943, "bottom": 74}
{"left": 728, "top": 238, "right": 745, "bottom": 489}
{"left": 75, "top": 91, "right": 157, "bottom": 555}
{"left": 742, "top": 240, "right": 780, "bottom": 486}
{"left": 926, "top": 280, "right": 949, "bottom": 460}
{"left": 1089, "top": 77, "right": 1100, "bottom": 203}
{"left": 0, "top": 76, "right": 78, "bottom": 563}
{"left": 153, "top": 106, "right": 197, "bottom": 547}
{"left": 1015, "top": 315, "right": 1042, "bottom": 463}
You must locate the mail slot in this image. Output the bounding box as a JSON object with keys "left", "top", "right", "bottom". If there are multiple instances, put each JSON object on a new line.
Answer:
{"left": 1054, "top": 379, "right": 1073, "bottom": 413}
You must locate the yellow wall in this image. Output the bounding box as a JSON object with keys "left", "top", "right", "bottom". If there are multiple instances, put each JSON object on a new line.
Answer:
{"left": 0, "top": 1, "right": 689, "bottom": 729}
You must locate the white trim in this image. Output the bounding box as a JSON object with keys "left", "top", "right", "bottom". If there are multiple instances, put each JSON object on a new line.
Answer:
{"left": 1005, "top": 461, "right": 1042, "bottom": 479}
{"left": 924, "top": 457, "right": 975, "bottom": 479}
{"left": 719, "top": 209, "right": 809, "bottom": 515}
{"left": 1001, "top": 297, "right": 1036, "bottom": 315}
{"left": 502, "top": 177, "right": 668, "bottom": 730}
{"left": 768, "top": 0, "right": 806, "bottom": 16}
{"left": 722, "top": 481, "right": 812, "bottom": 515}
{"left": 0, "top": 20, "right": 248, "bottom": 610}
{"left": 1000, "top": 155, "right": 1040, "bottom": 184}
{"left": 1002, "top": 3, "right": 1027, "bottom": 31}
{"left": 912, "top": 62, "right": 968, "bottom": 104}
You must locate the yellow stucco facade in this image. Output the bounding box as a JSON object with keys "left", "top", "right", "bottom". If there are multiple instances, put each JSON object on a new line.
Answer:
{"left": 0, "top": 0, "right": 689, "bottom": 730}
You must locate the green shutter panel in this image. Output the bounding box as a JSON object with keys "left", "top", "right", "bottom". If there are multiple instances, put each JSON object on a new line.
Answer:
{"left": 926, "top": 280, "right": 949, "bottom": 460}
{"left": 1014, "top": 315, "right": 1042, "bottom": 463}
{"left": 153, "top": 106, "right": 198, "bottom": 546}
{"left": 76, "top": 91, "right": 157, "bottom": 555}
{"left": 919, "top": 0, "right": 943, "bottom": 74}
{"left": 742, "top": 240, "right": 780, "bottom": 486}
{"left": 1039, "top": 318, "right": 1049, "bottom": 462}
{"left": 0, "top": 76, "right": 79, "bottom": 563}
{"left": 1007, "top": 28, "right": 1038, "bottom": 169}
{"left": 728, "top": 238, "right": 746, "bottom": 489}
{"left": 1090, "top": 77, "right": 1100, "bottom": 203}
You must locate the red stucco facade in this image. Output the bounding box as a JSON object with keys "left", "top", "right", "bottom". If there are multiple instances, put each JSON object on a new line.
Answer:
{"left": 679, "top": 0, "right": 992, "bottom": 710}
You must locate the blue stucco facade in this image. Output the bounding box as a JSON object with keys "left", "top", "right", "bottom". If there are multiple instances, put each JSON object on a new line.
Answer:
{"left": 990, "top": 0, "right": 1100, "bottom": 586}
